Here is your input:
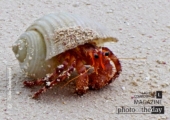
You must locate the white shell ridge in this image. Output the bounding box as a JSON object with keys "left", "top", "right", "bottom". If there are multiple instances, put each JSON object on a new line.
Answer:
{"left": 26, "top": 13, "right": 117, "bottom": 60}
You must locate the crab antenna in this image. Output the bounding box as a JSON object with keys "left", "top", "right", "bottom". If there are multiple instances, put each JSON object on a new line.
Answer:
{"left": 61, "top": 67, "right": 93, "bottom": 88}
{"left": 119, "top": 57, "right": 147, "bottom": 60}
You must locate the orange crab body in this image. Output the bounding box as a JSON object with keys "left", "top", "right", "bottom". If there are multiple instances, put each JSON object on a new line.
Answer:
{"left": 24, "top": 43, "right": 121, "bottom": 98}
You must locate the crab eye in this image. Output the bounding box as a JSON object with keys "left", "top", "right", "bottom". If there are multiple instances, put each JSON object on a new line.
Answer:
{"left": 104, "top": 52, "right": 110, "bottom": 56}
{"left": 94, "top": 54, "right": 99, "bottom": 58}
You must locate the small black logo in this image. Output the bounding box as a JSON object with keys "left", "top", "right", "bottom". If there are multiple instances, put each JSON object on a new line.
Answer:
{"left": 156, "top": 91, "right": 162, "bottom": 99}
{"left": 151, "top": 106, "right": 164, "bottom": 114}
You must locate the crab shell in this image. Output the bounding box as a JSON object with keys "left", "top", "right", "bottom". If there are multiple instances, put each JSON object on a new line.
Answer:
{"left": 12, "top": 13, "right": 118, "bottom": 78}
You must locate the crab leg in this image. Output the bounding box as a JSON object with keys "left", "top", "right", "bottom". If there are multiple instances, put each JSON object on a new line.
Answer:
{"left": 24, "top": 52, "right": 77, "bottom": 98}
{"left": 75, "top": 59, "right": 89, "bottom": 95}
{"left": 32, "top": 65, "right": 75, "bottom": 98}
{"left": 23, "top": 61, "right": 70, "bottom": 87}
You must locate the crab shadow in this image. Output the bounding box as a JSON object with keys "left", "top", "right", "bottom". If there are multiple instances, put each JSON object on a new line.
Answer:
{"left": 24, "top": 81, "right": 116, "bottom": 104}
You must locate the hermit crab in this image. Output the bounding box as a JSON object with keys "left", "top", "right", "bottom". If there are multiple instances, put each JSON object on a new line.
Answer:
{"left": 12, "top": 13, "right": 122, "bottom": 98}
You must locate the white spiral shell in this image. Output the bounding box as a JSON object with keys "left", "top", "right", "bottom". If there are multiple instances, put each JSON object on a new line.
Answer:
{"left": 12, "top": 13, "right": 118, "bottom": 78}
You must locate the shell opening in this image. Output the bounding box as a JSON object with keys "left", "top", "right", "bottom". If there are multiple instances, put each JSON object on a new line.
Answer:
{"left": 93, "top": 37, "right": 118, "bottom": 47}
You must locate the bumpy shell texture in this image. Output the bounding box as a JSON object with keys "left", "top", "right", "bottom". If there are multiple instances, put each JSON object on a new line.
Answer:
{"left": 12, "top": 13, "right": 118, "bottom": 78}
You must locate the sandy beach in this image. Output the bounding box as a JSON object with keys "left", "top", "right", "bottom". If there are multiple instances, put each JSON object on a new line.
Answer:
{"left": 0, "top": 0, "right": 170, "bottom": 119}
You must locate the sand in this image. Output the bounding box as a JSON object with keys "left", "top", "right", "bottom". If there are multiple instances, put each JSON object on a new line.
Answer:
{"left": 0, "top": 0, "right": 170, "bottom": 119}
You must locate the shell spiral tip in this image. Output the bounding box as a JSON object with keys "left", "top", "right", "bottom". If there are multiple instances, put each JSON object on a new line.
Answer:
{"left": 12, "top": 39, "right": 27, "bottom": 62}
{"left": 12, "top": 44, "right": 18, "bottom": 55}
